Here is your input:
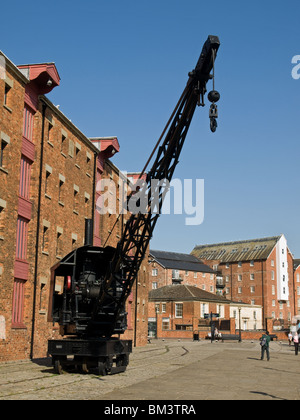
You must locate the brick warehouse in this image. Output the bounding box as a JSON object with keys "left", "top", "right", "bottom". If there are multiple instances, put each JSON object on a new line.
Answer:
{"left": 147, "top": 252, "right": 263, "bottom": 339}
{"left": 192, "top": 235, "right": 298, "bottom": 330}
{"left": 148, "top": 250, "right": 217, "bottom": 292}
{"left": 0, "top": 52, "right": 148, "bottom": 362}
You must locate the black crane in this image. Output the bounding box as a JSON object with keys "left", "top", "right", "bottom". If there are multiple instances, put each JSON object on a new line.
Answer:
{"left": 48, "top": 35, "right": 220, "bottom": 375}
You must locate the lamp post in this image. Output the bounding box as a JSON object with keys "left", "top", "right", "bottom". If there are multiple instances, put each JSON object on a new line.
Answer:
{"left": 238, "top": 307, "right": 242, "bottom": 342}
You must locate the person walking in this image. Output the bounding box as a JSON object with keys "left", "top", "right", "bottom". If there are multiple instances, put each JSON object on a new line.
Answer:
{"left": 260, "top": 331, "right": 271, "bottom": 361}
{"left": 288, "top": 332, "right": 293, "bottom": 347}
{"left": 294, "top": 332, "right": 299, "bottom": 356}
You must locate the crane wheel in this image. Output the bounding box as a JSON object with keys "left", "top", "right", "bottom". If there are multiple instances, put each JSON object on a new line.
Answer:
{"left": 54, "top": 358, "right": 64, "bottom": 375}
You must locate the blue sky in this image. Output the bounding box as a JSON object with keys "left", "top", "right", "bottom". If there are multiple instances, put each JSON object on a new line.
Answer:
{"left": 2, "top": 0, "right": 300, "bottom": 256}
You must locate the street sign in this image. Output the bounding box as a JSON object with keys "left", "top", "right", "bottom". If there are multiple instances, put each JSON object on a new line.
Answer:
{"left": 204, "top": 313, "right": 219, "bottom": 319}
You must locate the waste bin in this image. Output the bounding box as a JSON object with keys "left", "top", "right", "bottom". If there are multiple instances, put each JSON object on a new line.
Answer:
{"left": 193, "top": 332, "right": 199, "bottom": 341}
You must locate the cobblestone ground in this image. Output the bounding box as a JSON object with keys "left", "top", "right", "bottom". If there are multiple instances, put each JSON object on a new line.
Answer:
{"left": 0, "top": 339, "right": 300, "bottom": 400}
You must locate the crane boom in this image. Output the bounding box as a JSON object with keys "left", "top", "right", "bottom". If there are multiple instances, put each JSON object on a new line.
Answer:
{"left": 89, "top": 35, "right": 220, "bottom": 337}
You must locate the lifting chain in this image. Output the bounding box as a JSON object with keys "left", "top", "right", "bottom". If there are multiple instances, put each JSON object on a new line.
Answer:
{"left": 208, "top": 49, "right": 220, "bottom": 133}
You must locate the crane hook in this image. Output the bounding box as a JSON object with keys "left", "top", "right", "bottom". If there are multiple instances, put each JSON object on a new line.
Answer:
{"left": 209, "top": 103, "right": 218, "bottom": 133}
{"left": 207, "top": 48, "right": 220, "bottom": 133}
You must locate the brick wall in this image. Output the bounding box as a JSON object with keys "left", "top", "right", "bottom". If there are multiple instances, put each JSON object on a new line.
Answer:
{"left": 148, "top": 261, "right": 216, "bottom": 293}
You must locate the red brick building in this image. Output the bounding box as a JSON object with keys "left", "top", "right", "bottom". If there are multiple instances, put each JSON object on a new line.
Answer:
{"left": 148, "top": 250, "right": 218, "bottom": 293}
{"left": 149, "top": 284, "right": 232, "bottom": 339}
{"left": 192, "top": 235, "right": 296, "bottom": 330}
{"left": 0, "top": 51, "right": 148, "bottom": 362}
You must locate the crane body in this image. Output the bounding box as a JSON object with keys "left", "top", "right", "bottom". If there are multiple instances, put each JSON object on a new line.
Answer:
{"left": 48, "top": 35, "right": 220, "bottom": 375}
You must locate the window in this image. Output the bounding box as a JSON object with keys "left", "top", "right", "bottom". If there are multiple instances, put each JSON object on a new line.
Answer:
{"left": 84, "top": 192, "right": 90, "bottom": 218}
{"left": 0, "top": 132, "right": 10, "bottom": 169}
{"left": 58, "top": 174, "right": 65, "bottom": 204}
{"left": 16, "top": 217, "right": 28, "bottom": 260}
{"left": 4, "top": 84, "right": 11, "bottom": 106}
{"left": 176, "top": 324, "right": 192, "bottom": 331}
{"left": 162, "top": 318, "right": 170, "bottom": 331}
{"left": 271, "top": 259, "right": 274, "bottom": 267}
{"left": 72, "top": 233, "right": 78, "bottom": 249}
{"left": 61, "top": 132, "right": 67, "bottom": 155}
{"left": 250, "top": 273, "right": 255, "bottom": 281}
{"left": 42, "top": 226, "right": 49, "bottom": 254}
{"left": 250, "top": 260, "right": 254, "bottom": 267}
{"left": 225, "top": 275, "right": 229, "bottom": 283}
{"left": 201, "top": 303, "right": 208, "bottom": 318}
{"left": 0, "top": 140, "right": 6, "bottom": 167}
{"left": 226, "top": 263, "right": 230, "bottom": 269}
{"left": 0, "top": 199, "right": 6, "bottom": 237}
{"left": 75, "top": 142, "right": 81, "bottom": 167}
{"left": 45, "top": 165, "right": 52, "bottom": 197}
{"left": 42, "top": 220, "right": 50, "bottom": 254}
{"left": 73, "top": 185, "right": 79, "bottom": 214}
{"left": 56, "top": 228, "right": 63, "bottom": 256}
{"left": 238, "top": 274, "right": 242, "bottom": 282}
{"left": 172, "top": 270, "right": 180, "bottom": 280}
{"left": 272, "top": 300, "right": 276, "bottom": 307}
{"left": 238, "top": 262, "right": 242, "bottom": 267}
{"left": 12, "top": 279, "right": 25, "bottom": 326}
{"left": 47, "top": 122, "right": 53, "bottom": 145}
{"left": 250, "top": 286, "right": 255, "bottom": 293}
{"left": 19, "top": 156, "right": 32, "bottom": 199}
{"left": 162, "top": 303, "right": 166, "bottom": 313}
{"left": 152, "top": 269, "right": 158, "bottom": 277}
{"left": 23, "top": 106, "right": 34, "bottom": 141}
{"left": 271, "top": 270, "right": 275, "bottom": 280}
{"left": 175, "top": 303, "right": 183, "bottom": 318}
{"left": 238, "top": 287, "right": 242, "bottom": 294}
{"left": 152, "top": 282, "right": 157, "bottom": 290}
{"left": 3, "top": 78, "right": 13, "bottom": 109}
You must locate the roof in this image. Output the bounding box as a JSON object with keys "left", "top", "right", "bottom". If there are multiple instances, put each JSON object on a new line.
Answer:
{"left": 150, "top": 250, "right": 215, "bottom": 273}
{"left": 192, "top": 236, "right": 282, "bottom": 263}
{"left": 294, "top": 259, "right": 300, "bottom": 270}
{"left": 149, "top": 284, "right": 230, "bottom": 303}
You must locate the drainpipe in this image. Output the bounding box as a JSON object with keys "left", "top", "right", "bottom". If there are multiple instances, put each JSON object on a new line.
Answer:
{"left": 30, "top": 101, "right": 47, "bottom": 360}
{"left": 91, "top": 151, "right": 97, "bottom": 243}
{"left": 261, "top": 260, "right": 265, "bottom": 330}
{"left": 292, "top": 263, "right": 296, "bottom": 319}
{"left": 134, "top": 273, "right": 138, "bottom": 347}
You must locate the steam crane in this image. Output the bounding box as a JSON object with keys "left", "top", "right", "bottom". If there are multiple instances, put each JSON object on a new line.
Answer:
{"left": 48, "top": 35, "right": 220, "bottom": 375}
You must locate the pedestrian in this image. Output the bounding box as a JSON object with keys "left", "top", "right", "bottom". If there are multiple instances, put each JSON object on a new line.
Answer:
{"left": 260, "top": 331, "right": 271, "bottom": 361}
{"left": 294, "top": 332, "right": 299, "bottom": 356}
{"left": 288, "top": 332, "right": 293, "bottom": 347}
